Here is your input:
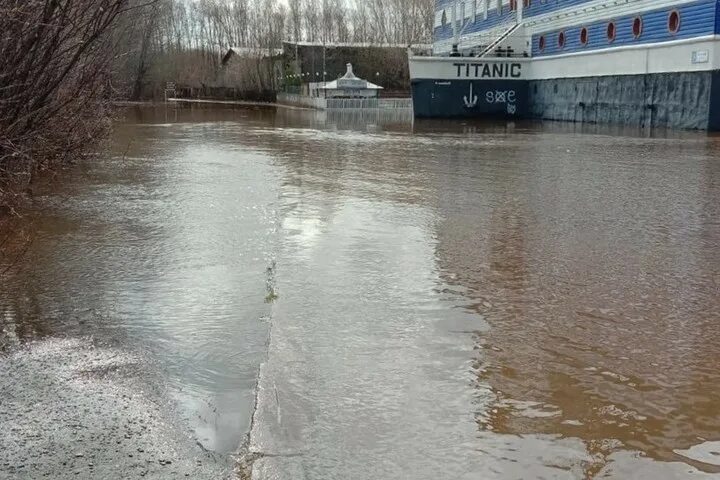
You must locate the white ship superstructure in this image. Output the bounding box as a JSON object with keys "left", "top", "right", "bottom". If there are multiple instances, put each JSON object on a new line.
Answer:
{"left": 410, "top": 0, "right": 720, "bottom": 129}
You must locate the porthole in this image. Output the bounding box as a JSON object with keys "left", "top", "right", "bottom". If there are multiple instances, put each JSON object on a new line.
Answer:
{"left": 580, "top": 27, "right": 589, "bottom": 46}
{"left": 606, "top": 21, "right": 616, "bottom": 43}
{"left": 668, "top": 10, "right": 680, "bottom": 35}
{"left": 558, "top": 31, "right": 566, "bottom": 49}
{"left": 539, "top": 35, "right": 546, "bottom": 51}
{"left": 632, "top": 16, "right": 643, "bottom": 39}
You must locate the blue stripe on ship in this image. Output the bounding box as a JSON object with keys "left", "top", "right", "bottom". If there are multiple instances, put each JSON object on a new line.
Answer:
{"left": 522, "top": 0, "right": 595, "bottom": 18}
{"left": 433, "top": 1, "right": 720, "bottom": 44}
{"left": 433, "top": 0, "right": 596, "bottom": 19}
{"left": 433, "top": 0, "right": 597, "bottom": 42}
{"left": 532, "top": 0, "right": 718, "bottom": 56}
{"left": 434, "top": 7, "right": 516, "bottom": 43}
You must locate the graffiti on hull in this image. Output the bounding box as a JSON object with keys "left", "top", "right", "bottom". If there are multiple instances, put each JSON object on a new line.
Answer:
{"left": 463, "top": 84, "right": 518, "bottom": 114}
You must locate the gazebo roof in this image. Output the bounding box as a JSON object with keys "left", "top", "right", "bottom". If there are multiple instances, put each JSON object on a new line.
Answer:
{"left": 320, "top": 64, "right": 383, "bottom": 90}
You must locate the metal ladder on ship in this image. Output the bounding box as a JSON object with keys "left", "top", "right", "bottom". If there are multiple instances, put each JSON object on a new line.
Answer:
{"left": 477, "top": 23, "right": 522, "bottom": 57}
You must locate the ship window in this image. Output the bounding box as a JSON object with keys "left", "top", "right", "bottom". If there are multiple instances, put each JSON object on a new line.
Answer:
{"left": 460, "top": 2, "right": 466, "bottom": 20}
{"left": 580, "top": 27, "right": 588, "bottom": 46}
{"left": 606, "top": 21, "right": 616, "bottom": 42}
{"left": 497, "top": 0, "right": 501, "bottom": 14}
{"left": 539, "top": 35, "right": 546, "bottom": 51}
{"left": 441, "top": 10, "right": 447, "bottom": 26}
{"left": 668, "top": 10, "right": 680, "bottom": 35}
{"left": 510, "top": 0, "right": 516, "bottom": 11}
{"left": 524, "top": 0, "right": 531, "bottom": 7}
{"left": 632, "top": 16, "right": 643, "bottom": 39}
{"left": 472, "top": 0, "right": 477, "bottom": 22}
{"left": 558, "top": 31, "right": 566, "bottom": 49}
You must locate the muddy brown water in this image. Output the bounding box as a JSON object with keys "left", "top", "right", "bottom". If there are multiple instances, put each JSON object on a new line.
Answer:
{"left": 1, "top": 105, "right": 720, "bottom": 478}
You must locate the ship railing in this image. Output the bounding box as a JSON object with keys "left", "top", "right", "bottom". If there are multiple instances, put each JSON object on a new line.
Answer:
{"left": 488, "top": 46, "right": 529, "bottom": 57}
{"left": 448, "top": 47, "right": 529, "bottom": 58}
{"left": 478, "top": 23, "right": 522, "bottom": 57}
{"left": 447, "top": 31, "right": 533, "bottom": 58}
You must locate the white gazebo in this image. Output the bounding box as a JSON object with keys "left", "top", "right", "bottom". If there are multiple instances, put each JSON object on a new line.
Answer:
{"left": 317, "top": 63, "right": 383, "bottom": 99}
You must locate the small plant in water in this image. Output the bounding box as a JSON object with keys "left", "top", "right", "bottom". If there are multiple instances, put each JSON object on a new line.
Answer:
{"left": 265, "top": 259, "right": 278, "bottom": 303}
{"left": 265, "top": 290, "right": 279, "bottom": 303}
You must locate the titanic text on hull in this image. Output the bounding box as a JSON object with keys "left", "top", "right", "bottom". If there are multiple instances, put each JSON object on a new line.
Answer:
{"left": 409, "top": 0, "right": 720, "bottom": 130}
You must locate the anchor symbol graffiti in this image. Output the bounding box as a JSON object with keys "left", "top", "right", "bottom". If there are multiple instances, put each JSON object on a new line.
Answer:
{"left": 463, "top": 83, "right": 478, "bottom": 108}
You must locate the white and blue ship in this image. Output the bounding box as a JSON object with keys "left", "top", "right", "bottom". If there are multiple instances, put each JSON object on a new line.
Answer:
{"left": 409, "top": 0, "right": 720, "bottom": 129}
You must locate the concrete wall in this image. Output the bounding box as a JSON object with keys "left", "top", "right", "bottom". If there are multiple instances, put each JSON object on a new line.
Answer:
{"left": 277, "top": 93, "right": 327, "bottom": 109}
{"left": 529, "top": 71, "right": 714, "bottom": 129}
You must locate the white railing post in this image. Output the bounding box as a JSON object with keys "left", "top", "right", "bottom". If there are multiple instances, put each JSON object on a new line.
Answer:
{"left": 451, "top": 2, "right": 458, "bottom": 42}
{"left": 517, "top": 0, "right": 523, "bottom": 22}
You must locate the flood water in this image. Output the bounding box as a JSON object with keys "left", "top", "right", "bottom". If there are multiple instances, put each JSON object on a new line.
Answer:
{"left": 2, "top": 105, "right": 720, "bottom": 478}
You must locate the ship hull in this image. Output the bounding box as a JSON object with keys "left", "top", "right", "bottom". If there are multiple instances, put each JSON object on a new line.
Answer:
{"left": 409, "top": 39, "right": 720, "bottom": 129}
{"left": 409, "top": 68, "right": 720, "bottom": 129}
{"left": 528, "top": 70, "right": 720, "bottom": 130}
{"left": 417, "top": 0, "right": 720, "bottom": 129}
{"left": 409, "top": 57, "right": 532, "bottom": 119}
{"left": 411, "top": 79, "right": 529, "bottom": 118}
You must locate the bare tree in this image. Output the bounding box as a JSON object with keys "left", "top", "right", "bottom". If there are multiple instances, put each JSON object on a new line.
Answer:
{"left": 288, "top": 0, "right": 303, "bottom": 42}
{"left": 0, "top": 0, "right": 158, "bottom": 205}
{"left": 303, "top": 0, "right": 320, "bottom": 43}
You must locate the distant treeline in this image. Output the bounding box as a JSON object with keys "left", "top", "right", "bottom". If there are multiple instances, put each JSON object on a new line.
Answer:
{"left": 116, "top": 0, "right": 433, "bottom": 99}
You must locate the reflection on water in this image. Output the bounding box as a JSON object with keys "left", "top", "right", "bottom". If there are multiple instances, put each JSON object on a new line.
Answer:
{"left": 432, "top": 131, "right": 720, "bottom": 476}
{"left": 2, "top": 104, "right": 720, "bottom": 478}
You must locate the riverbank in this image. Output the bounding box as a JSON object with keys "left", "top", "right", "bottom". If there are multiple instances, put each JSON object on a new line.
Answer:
{"left": 0, "top": 337, "right": 232, "bottom": 479}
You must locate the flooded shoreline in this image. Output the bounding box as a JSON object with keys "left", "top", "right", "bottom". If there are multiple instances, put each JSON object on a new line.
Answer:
{"left": 2, "top": 105, "right": 720, "bottom": 478}
{"left": 0, "top": 337, "right": 231, "bottom": 478}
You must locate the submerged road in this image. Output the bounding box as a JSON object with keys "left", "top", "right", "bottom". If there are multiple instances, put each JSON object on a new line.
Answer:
{"left": 2, "top": 106, "right": 720, "bottom": 479}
